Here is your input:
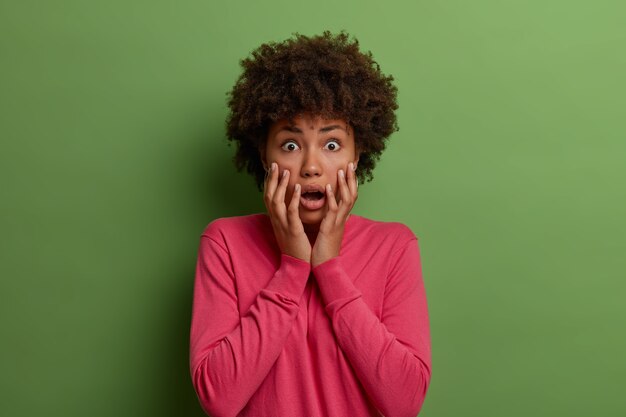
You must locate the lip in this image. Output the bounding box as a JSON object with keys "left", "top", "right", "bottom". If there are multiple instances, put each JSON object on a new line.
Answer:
{"left": 301, "top": 184, "right": 324, "bottom": 194}
{"left": 299, "top": 183, "right": 326, "bottom": 211}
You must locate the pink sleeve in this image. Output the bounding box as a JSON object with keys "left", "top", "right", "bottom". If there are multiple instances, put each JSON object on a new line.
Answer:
{"left": 189, "top": 234, "right": 311, "bottom": 417}
{"left": 312, "top": 238, "right": 432, "bottom": 417}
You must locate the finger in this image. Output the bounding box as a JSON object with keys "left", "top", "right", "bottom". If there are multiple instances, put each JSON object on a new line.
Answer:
{"left": 347, "top": 162, "right": 358, "bottom": 197}
{"left": 337, "top": 168, "right": 351, "bottom": 208}
{"left": 265, "top": 162, "right": 278, "bottom": 204}
{"left": 335, "top": 168, "right": 354, "bottom": 222}
{"left": 287, "top": 183, "right": 301, "bottom": 224}
{"left": 273, "top": 169, "right": 290, "bottom": 218}
{"left": 325, "top": 183, "right": 338, "bottom": 216}
{"left": 318, "top": 183, "right": 337, "bottom": 233}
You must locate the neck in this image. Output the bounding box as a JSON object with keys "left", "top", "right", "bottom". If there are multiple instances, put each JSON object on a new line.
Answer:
{"left": 303, "top": 222, "right": 319, "bottom": 244}
{"left": 301, "top": 214, "right": 351, "bottom": 244}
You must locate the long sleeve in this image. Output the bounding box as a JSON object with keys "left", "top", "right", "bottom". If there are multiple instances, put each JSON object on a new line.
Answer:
{"left": 312, "top": 237, "right": 432, "bottom": 417}
{"left": 189, "top": 234, "right": 311, "bottom": 417}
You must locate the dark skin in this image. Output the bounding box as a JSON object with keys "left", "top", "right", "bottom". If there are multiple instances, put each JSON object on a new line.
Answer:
{"left": 261, "top": 114, "right": 359, "bottom": 267}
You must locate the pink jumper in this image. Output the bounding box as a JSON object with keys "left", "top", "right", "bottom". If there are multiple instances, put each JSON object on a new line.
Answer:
{"left": 189, "top": 213, "right": 431, "bottom": 417}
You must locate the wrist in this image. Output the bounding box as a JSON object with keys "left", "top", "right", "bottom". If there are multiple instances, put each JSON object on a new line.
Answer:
{"left": 284, "top": 251, "right": 311, "bottom": 264}
{"left": 311, "top": 252, "right": 339, "bottom": 268}
{"left": 280, "top": 253, "right": 312, "bottom": 274}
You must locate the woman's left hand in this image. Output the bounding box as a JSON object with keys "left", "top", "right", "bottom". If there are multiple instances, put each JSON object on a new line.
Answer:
{"left": 311, "top": 162, "right": 358, "bottom": 268}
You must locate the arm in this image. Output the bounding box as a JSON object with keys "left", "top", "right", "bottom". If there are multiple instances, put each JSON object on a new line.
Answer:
{"left": 189, "top": 234, "right": 310, "bottom": 417}
{"left": 312, "top": 238, "right": 432, "bottom": 417}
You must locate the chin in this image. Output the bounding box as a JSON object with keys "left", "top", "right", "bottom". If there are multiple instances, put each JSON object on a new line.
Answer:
{"left": 299, "top": 211, "right": 323, "bottom": 226}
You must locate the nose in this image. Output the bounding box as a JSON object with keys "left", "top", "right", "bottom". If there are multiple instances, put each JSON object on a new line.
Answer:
{"left": 300, "top": 149, "right": 322, "bottom": 178}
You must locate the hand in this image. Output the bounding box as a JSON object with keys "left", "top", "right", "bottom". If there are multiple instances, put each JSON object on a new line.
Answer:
{"left": 264, "top": 162, "right": 312, "bottom": 263}
{"left": 311, "top": 162, "right": 358, "bottom": 268}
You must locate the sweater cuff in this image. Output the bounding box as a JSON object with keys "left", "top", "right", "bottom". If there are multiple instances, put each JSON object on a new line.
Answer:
{"left": 312, "top": 256, "right": 361, "bottom": 307}
{"left": 265, "top": 253, "right": 311, "bottom": 302}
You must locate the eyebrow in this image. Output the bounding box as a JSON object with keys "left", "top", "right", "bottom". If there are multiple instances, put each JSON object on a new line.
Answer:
{"left": 279, "top": 124, "right": 346, "bottom": 134}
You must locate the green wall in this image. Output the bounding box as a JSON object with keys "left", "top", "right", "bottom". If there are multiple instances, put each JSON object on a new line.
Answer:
{"left": 1, "top": 1, "right": 625, "bottom": 416}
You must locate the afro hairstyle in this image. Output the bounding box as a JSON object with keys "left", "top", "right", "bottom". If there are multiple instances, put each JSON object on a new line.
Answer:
{"left": 225, "top": 30, "right": 399, "bottom": 190}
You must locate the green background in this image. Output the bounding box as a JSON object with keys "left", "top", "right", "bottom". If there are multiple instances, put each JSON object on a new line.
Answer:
{"left": 1, "top": 0, "right": 625, "bottom": 416}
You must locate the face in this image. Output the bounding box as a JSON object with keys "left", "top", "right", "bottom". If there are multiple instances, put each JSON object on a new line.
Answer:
{"left": 262, "top": 113, "right": 360, "bottom": 226}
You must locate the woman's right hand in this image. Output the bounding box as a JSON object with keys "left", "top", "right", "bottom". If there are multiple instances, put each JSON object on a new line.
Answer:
{"left": 264, "top": 162, "right": 312, "bottom": 263}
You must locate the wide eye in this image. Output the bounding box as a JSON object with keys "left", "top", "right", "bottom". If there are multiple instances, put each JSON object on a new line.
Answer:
{"left": 324, "top": 139, "right": 341, "bottom": 151}
{"left": 281, "top": 140, "right": 300, "bottom": 152}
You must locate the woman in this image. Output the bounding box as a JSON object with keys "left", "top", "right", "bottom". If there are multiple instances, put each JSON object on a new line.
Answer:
{"left": 189, "top": 31, "right": 431, "bottom": 417}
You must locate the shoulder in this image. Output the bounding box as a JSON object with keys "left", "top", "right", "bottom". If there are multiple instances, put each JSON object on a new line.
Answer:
{"left": 201, "top": 213, "right": 271, "bottom": 247}
{"left": 348, "top": 214, "right": 418, "bottom": 253}
{"left": 351, "top": 214, "right": 417, "bottom": 239}
{"left": 362, "top": 216, "right": 416, "bottom": 238}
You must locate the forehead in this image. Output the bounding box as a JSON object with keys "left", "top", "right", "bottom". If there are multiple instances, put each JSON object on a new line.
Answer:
{"left": 269, "top": 114, "right": 350, "bottom": 133}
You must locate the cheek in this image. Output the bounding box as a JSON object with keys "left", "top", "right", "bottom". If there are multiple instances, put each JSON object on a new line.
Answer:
{"left": 330, "top": 174, "right": 339, "bottom": 191}
{"left": 328, "top": 159, "right": 351, "bottom": 187}
{"left": 274, "top": 160, "right": 299, "bottom": 176}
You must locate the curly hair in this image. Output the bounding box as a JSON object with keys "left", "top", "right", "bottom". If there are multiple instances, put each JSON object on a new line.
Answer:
{"left": 225, "top": 30, "right": 399, "bottom": 190}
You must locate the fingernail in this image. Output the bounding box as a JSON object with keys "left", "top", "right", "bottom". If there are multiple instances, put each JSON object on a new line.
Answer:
{"left": 352, "top": 163, "right": 357, "bottom": 171}
{"left": 271, "top": 162, "right": 276, "bottom": 171}
{"left": 348, "top": 162, "right": 353, "bottom": 171}
{"left": 339, "top": 169, "right": 345, "bottom": 178}
{"left": 282, "top": 170, "right": 288, "bottom": 177}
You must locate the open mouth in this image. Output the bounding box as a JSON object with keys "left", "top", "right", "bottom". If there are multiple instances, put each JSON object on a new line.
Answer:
{"left": 300, "top": 190, "right": 326, "bottom": 210}
{"left": 301, "top": 191, "right": 324, "bottom": 201}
